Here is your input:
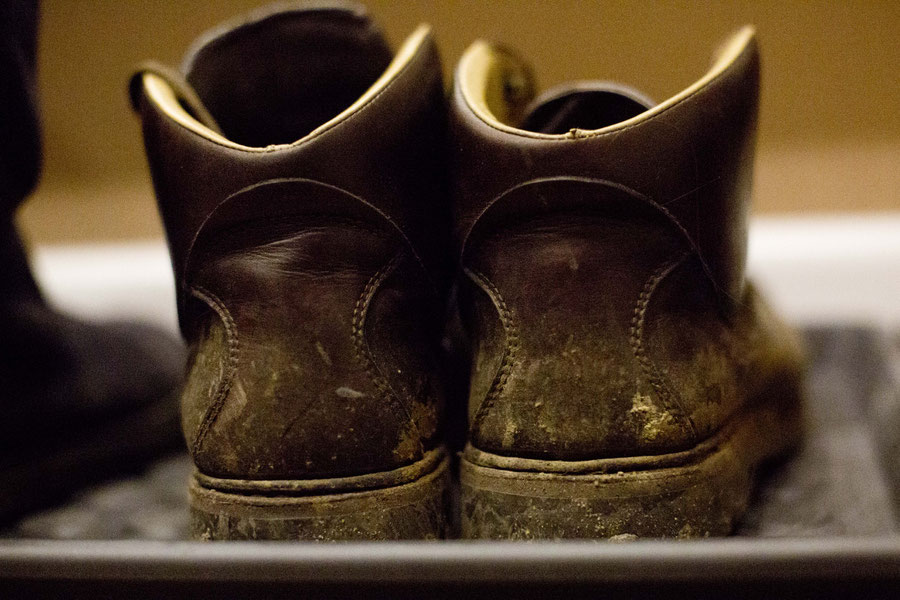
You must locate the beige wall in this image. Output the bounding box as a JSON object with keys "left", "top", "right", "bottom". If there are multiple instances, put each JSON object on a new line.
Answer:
{"left": 18, "top": 0, "right": 900, "bottom": 243}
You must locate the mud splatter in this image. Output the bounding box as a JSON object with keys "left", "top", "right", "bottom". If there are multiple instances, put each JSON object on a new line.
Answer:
{"left": 628, "top": 392, "right": 676, "bottom": 442}
{"left": 335, "top": 387, "right": 365, "bottom": 399}
{"left": 315, "top": 341, "right": 332, "bottom": 366}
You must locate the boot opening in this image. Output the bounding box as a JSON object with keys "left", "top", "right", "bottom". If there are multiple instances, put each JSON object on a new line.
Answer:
{"left": 518, "top": 85, "right": 654, "bottom": 134}
{"left": 181, "top": 8, "right": 393, "bottom": 147}
{"left": 139, "top": 7, "right": 432, "bottom": 151}
{"left": 458, "top": 26, "right": 756, "bottom": 138}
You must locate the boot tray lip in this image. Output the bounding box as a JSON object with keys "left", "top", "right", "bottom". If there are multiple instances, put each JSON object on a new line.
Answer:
{"left": 2, "top": 537, "right": 899, "bottom": 587}
{"left": 193, "top": 445, "right": 447, "bottom": 497}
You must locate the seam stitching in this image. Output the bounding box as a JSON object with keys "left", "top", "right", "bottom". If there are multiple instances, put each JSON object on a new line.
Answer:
{"left": 190, "top": 285, "right": 240, "bottom": 457}
{"left": 629, "top": 251, "right": 697, "bottom": 439}
{"left": 457, "top": 176, "right": 738, "bottom": 308}
{"left": 180, "top": 179, "right": 440, "bottom": 321}
{"left": 464, "top": 267, "right": 521, "bottom": 435}
{"left": 351, "top": 252, "right": 423, "bottom": 453}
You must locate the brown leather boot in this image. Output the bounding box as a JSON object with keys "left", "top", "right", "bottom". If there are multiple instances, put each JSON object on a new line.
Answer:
{"left": 1, "top": 0, "right": 184, "bottom": 523}
{"left": 451, "top": 28, "right": 804, "bottom": 538}
{"left": 130, "top": 4, "right": 452, "bottom": 540}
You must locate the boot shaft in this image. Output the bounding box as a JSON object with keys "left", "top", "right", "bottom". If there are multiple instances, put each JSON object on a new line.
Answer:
{"left": 451, "top": 28, "right": 760, "bottom": 305}
{"left": 450, "top": 29, "right": 798, "bottom": 460}
{"left": 132, "top": 5, "right": 450, "bottom": 479}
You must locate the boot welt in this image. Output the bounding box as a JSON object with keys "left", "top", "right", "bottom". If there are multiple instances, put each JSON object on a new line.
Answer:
{"left": 189, "top": 447, "right": 452, "bottom": 540}
{"left": 460, "top": 397, "right": 802, "bottom": 539}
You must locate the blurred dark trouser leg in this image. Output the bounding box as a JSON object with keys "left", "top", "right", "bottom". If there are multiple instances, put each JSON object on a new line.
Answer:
{"left": 0, "top": 0, "right": 40, "bottom": 214}
{"left": 0, "top": 0, "right": 186, "bottom": 528}
{"left": 1, "top": 0, "right": 41, "bottom": 301}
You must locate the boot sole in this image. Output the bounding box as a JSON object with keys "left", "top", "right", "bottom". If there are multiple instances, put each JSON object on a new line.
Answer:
{"left": 190, "top": 447, "right": 451, "bottom": 540}
{"left": 460, "top": 397, "right": 802, "bottom": 539}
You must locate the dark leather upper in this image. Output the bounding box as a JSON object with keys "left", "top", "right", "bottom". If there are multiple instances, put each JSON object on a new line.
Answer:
{"left": 132, "top": 5, "right": 449, "bottom": 479}
{"left": 451, "top": 30, "right": 804, "bottom": 460}
{"left": 452, "top": 35, "right": 760, "bottom": 306}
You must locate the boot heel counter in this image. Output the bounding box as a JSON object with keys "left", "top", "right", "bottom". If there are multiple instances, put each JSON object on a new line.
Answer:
{"left": 181, "top": 219, "right": 442, "bottom": 480}
{"left": 460, "top": 179, "right": 740, "bottom": 459}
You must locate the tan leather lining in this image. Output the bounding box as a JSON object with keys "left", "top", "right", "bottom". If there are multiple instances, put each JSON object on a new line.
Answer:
{"left": 458, "top": 26, "right": 756, "bottom": 139}
{"left": 142, "top": 24, "right": 432, "bottom": 152}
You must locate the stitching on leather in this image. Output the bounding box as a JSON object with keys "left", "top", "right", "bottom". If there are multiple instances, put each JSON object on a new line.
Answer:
{"left": 629, "top": 251, "right": 697, "bottom": 439}
{"left": 464, "top": 267, "right": 521, "bottom": 435}
{"left": 182, "top": 178, "right": 438, "bottom": 318}
{"left": 351, "top": 252, "right": 423, "bottom": 452}
{"left": 190, "top": 285, "right": 240, "bottom": 457}
{"left": 457, "top": 176, "right": 737, "bottom": 307}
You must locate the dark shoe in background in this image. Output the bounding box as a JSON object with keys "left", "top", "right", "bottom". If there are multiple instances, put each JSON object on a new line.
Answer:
{"left": 451, "top": 28, "right": 805, "bottom": 538}
{"left": 130, "top": 3, "right": 452, "bottom": 540}
{"left": 0, "top": 0, "right": 184, "bottom": 524}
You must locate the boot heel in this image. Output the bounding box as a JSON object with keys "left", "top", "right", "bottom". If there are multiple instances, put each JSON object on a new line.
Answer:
{"left": 460, "top": 450, "right": 748, "bottom": 539}
{"left": 190, "top": 450, "right": 452, "bottom": 541}
{"left": 460, "top": 402, "right": 801, "bottom": 539}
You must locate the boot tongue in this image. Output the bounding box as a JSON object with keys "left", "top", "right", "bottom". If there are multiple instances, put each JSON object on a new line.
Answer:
{"left": 181, "top": 6, "right": 393, "bottom": 146}
{"left": 518, "top": 83, "right": 654, "bottom": 134}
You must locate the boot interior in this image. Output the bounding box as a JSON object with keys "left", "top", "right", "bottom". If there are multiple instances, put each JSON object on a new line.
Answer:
{"left": 518, "top": 84, "right": 655, "bottom": 134}
{"left": 458, "top": 26, "right": 755, "bottom": 136}
{"left": 139, "top": 9, "right": 430, "bottom": 150}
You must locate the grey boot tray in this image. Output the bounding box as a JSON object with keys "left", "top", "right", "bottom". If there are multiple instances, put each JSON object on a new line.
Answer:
{"left": 1, "top": 327, "right": 899, "bottom": 597}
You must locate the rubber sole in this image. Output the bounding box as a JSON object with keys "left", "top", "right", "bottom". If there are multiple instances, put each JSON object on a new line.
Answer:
{"left": 190, "top": 447, "right": 452, "bottom": 540}
{"left": 460, "top": 399, "right": 802, "bottom": 539}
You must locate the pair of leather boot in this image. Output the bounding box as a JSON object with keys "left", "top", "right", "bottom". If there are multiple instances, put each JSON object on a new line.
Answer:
{"left": 131, "top": 3, "right": 804, "bottom": 540}
{"left": 0, "top": 0, "right": 184, "bottom": 523}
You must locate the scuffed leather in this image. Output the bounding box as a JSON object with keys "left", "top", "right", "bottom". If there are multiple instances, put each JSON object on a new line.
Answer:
{"left": 452, "top": 33, "right": 804, "bottom": 460}
{"left": 133, "top": 5, "right": 449, "bottom": 480}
